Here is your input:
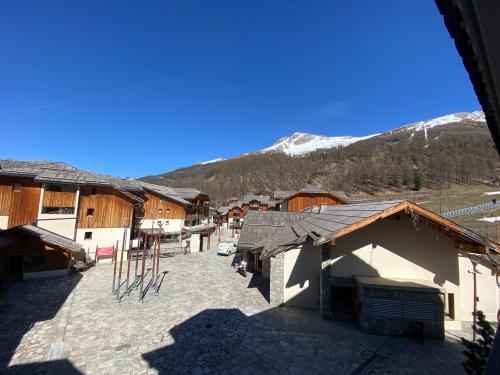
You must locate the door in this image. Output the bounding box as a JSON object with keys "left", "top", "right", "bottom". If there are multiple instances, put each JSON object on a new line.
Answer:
{"left": 331, "top": 286, "right": 357, "bottom": 320}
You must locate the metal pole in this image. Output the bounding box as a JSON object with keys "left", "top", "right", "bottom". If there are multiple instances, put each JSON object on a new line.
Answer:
{"left": 125, "top": 239, "right": 132, "bottom": 294}
{"left": 472, "top": 263, "right": 478, "bottom": 342}
{"left": 116, "top": 227, "right": 127, "bottom": 302}
{"left": 151, "top": 237, "right": 157, "bottom": 287}
{"left": 133, "top": 230, "right": 140, "bottom": 290}
{"left": 110, "top": 243, "right": 118, "bottom": 294}
{"left": 155, "top": 231, "right": 161, "bottom": 285}
{"left": 493, "top": 200, "right": 499, "bottom": 243}
{"left": 138, "top": 233, "right": 148, "bottom": 302}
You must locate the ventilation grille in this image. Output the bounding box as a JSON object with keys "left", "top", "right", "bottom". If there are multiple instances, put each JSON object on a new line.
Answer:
{"left": 371, "top": 298, "right": 436, "bottom": 321}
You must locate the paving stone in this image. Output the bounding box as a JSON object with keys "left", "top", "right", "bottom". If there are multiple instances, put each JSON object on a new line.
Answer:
{"left": 0, "top": 233, "right": 467, "bottom": 374}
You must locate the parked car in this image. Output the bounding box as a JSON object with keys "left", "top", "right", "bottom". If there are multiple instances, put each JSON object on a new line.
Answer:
{"left": 217, "top": 241, "right": 237, "bottom": 255}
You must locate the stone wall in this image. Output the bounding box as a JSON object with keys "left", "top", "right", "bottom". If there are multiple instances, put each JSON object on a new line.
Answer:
{"left": 270, "top": 252, "right": 284, "bottom": 306}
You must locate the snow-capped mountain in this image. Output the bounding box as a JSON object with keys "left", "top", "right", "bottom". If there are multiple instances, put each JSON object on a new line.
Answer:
{"left": 191, "top": 110, "right": 486, "bottom": 164}
{"left": 261, "top": 110, "right": 486, "bottom": 156}
{"left": 260, "top": 132, "right": 378, "bottom": 156}
{"left": 198, "top": 157, "right": 225, "bottom": 165}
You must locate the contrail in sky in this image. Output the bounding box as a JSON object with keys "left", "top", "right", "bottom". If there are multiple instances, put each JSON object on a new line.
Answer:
{"left": 28, "top": 98, "right": 76, "bottom": 111}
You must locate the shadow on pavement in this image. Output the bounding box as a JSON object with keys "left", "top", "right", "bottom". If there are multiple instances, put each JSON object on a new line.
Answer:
{"left": 0, "top": 273, "right": 82, "bottom": 371}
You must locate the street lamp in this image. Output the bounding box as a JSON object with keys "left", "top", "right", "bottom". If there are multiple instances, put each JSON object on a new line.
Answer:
{"left": 468, "top": 254, "right": 482, "bottom": 341}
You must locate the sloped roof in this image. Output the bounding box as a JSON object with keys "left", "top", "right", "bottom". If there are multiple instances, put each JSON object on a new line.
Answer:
{"left": 242, "top": 194, "right": 271, "bottom": 205}
{"left": 172, "top": 187, "right": 209, "bottom": 201}
{"left": 0, "top": 224, "right": 84, "bottom": 254}
{"left": 137, "top": 181, "right": 191, "bottom": 206}
{"left": 272, "top": 188, "right": 351, "bottom": 204}
{"left": 0, "top": 159, "right": 142, "bottom": 192}
{"left": 253, "top": 200, "right": 500, "bottom": 259}
{"left": 237, "top": 211, "right": 309, "bottom": 250}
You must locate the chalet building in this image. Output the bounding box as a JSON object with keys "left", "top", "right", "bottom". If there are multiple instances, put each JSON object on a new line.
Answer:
{"left": 272, "top": 187, "right": 351, "bottom": 212}
{"left": 173, "top": 188, "right": 210, "bottom": 226}
{"left": 136, "top": 181, "right": 192, "bottom": 234}
{"left": 0, "top": 224, "right": 85, "bottom": 280}
{"left": 238, "top": 200, "right": 500, "bottom": 339}
{"left": 242, "top": 194, "right": 271, "bottom": 214}
{"left": 0, "top": 160, "right": 142, "bottom": 258}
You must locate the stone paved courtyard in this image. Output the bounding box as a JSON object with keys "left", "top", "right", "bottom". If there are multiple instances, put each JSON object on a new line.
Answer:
{"left": 0, "top": 234, "right": 468, "bottom": 374}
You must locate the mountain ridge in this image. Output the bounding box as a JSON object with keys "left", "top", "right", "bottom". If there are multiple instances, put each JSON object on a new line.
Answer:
{"left": 143, "top": 110, "right": 498, "bottom": 201}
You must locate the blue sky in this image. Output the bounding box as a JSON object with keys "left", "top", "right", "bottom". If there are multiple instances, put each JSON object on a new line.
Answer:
{"left": 0, "top": 1, "right": 479, "bottom": 177}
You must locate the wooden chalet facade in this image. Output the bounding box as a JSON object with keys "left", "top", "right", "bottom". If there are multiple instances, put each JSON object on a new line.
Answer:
{"left": 136, "top": 181, "right": 192, "bottom": 234}
{"left": 273, "top": 188, "right": 351, "bottom": 212}
{"left": 242, "top": 194, "right": 271, "bottom": 214}
{"left": 173, "top": 188, "right": 210, "bottom": 227}
{"left": 0, "top": 224, "right": 85, "bottom": 281}
{"left": 0, "top": 160, "right": 142, "bottom": 258}
{"left": 0, "top": 160, "right": 209, "bottom": 261}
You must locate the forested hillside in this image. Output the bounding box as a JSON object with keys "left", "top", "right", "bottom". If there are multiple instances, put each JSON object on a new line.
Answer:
{"left": 142, "top": 118, "right": 499, "bottom": 202}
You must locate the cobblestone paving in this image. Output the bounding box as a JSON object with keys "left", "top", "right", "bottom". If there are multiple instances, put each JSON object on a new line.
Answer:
{"left": 0, "top": 235, "right": 466, "bottom": 374}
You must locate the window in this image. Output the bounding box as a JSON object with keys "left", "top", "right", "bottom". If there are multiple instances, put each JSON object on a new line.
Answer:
{"left": 86, "top": 208, "right": 95, "bottom": 216}
{"left": 166, "top": 208, "right": 170, "bottom": 214}
{"left": 91, "top": 187, "right": 97, "bottom": 195}
{"left": 41, "top": 207, "right": 75, "bottom": 214}
{"left": 158, "top": 208, "right": 163, "bottom": 214}
{"left": 13, "top": 183, "right": 21, "bottom": 192}
{"left": 46, "top": 185, "right": 62, "bottom": 192}
{"left": 84, "top": 232, "right": 92, "bottom": 240}
{"left": 165, "top": 221, "right": 169, "bottom": 225}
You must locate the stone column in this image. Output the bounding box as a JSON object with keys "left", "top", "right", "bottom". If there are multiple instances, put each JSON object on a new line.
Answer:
{"left": 320, "top": 244, "right": 332, "bottom": 320}
{"left": 270, "top": 252, "right": 285, "bottom": 306}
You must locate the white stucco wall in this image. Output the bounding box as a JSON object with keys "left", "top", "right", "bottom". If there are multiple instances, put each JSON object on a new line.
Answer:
{"left": 75, "top": 227, "right": 131, "bottom": 259}
{"left": 36, "top": 218, "right": 77, "bottom": 239}
{"left": 0, "top": 215, "right": 8, "bottom": 229}
{"left": 141, "top": 218, "right": 183, "bottom": 233}
{"left": 328, "top": 215, "right": 498, "bottom": 322}
{"left": 283, "top": 242, "right": 321, "bottom": 309}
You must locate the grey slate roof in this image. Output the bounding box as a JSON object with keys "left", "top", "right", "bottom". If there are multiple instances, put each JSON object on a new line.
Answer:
{"left": 253, "top": 200, "right": 500, "bottom": 259}
{"left": 0, "top": 224, "right": 84, "bottom": 254}
{"left": 273, "top": 191, "right": 295, "bottom": 200}
{"left": 0, "top": 159, "right": 142, "bottom": 192}
{"left": 242, "top": 194, "right": 271, "bottom": 205}
{"left": 237, "top": 211, "right": 309, "bottom": 250}
{"left": 137, "top": 181, "right": 191, "bottom": 206}
{"left": 173, "top": 187, "right": 209, "bottom": 201}
{"left": 272, "top": 188, "right": 352, "bottom": 203}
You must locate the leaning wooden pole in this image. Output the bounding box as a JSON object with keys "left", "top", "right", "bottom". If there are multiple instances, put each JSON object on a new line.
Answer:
{"left": 110, "top": 243, "right": 118, "bottom": 294}
{"left": 115, "top": 228, "right": 127, "bottom": 302}
{"left": 138, "top": 233, "right": 148, "bottom": 302}
{"left": 125, "top": 239, "right": 132, "bottom": 294}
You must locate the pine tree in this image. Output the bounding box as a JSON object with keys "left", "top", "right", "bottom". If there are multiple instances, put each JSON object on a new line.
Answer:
{"left": 413, "top": 169, "right": 421, "bottom": 191}
{"left": 461, "top": 311, "right": 496, "bottom": 375}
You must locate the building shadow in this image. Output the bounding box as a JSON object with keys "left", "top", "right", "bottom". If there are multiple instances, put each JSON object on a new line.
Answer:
{"left": 0, "top": 272, "right": 82, "bottom": 371}
{"left": 247, "top": 272, "right": 270, "bottom": 303}
{"left": 4, "top": 358, "right": 82, "bottom": 375}
{"left": 141, "top": 305, "right": 466, "bottom": 375}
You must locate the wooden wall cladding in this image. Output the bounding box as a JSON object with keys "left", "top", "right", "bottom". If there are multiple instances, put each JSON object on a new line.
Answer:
{"left": 42, "top": 191, "right": 77, "bottom": 208}
{"left": 0, "top": 177, "right": 42, "bottom": 228}
{"left": 77, "top": 187, "right": 133, "bottom": 228}
{"left": 143, "top": 192, "right": 185, "bottom": 219}
{"left": 0, "top": 183, "right": 12, "bottom": 215}
{"left": 286, "top": 194, "right": 340, "bottom": 212}
{"left": 8, "top": 185, "right": 42, "bottom": 228}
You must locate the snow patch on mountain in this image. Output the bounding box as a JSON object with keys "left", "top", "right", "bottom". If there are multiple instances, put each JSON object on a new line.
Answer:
{"left": 261, "top": 132, "right": 378, "bottom": 156}
{"left": 198, "top": 157, "right": 224, "bottom": 165}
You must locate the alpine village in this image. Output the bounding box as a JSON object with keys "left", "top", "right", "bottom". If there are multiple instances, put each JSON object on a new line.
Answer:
{"left": 1, "top": 2, "right": 500, "bottom": 375}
